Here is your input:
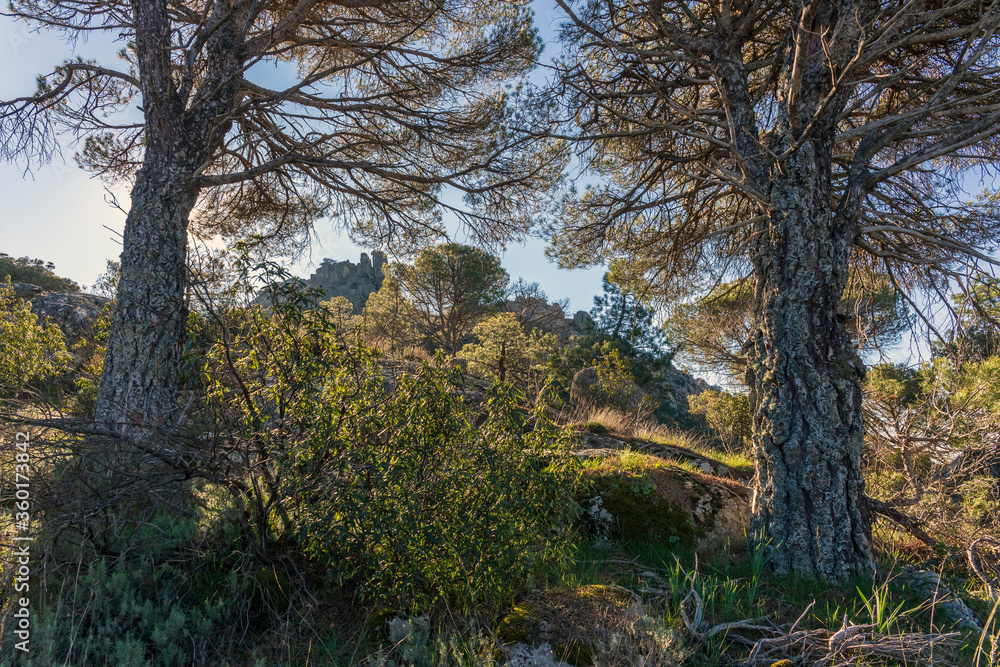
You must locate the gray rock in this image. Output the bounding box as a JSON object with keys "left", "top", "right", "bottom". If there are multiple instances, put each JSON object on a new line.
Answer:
{"left": 28, "top": 291, "right": 109, "bottom": 341}
{"left": 576, "top": 438, "right": 749, "bottom": 480}
{"left": 903, "top": 569, "right": 982, "bottom": 632}
{"left": 503, "top": 643, "right": 573, "bottom": 667}
{"left": 388, "top": 615, "right": 429, "bottom": 643}
{"left": 656, "top": 365, "right": 719, "bottom": 417}
{"left": 561, "top": 310, "right": 594, "bottom": 338}
{"left": 504, "top": 297, "right": 568, "bottom": 335}
{"left": 308, "top": 251, "right": 387, "bottom": 313}
{"left": 255, "top": 251, "right": 387, "bottom": 312}
{"left": 579, "top": 449, "right": 751, "bottom": 554}
{"left": 570, "top": 367, "right": 600, "bottom": 406}
{"left": 8, "top": 283, "right": 45, "bottom": 299}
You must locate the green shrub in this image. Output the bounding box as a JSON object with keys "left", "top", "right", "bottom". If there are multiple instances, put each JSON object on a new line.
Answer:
{"left": 305, "top": 372, "right": 581, "bottom": 611}
{"left": 593, "top": 341, "right": 635, "bottom": 409}
{"left": 458, "top": 312, "right": 531, "bottom": 382}
{"left": 687, "top": 389, "right": 752, "bottom": 451}
{"left": 0, "top": 283, "right": 71, "bottom": 391}
{"left": 581, "top": 421, "right": 609, "bottom": 435}
{"left": 0, "top": 499, "right": 241, "bottom": 665}
{"left": 203, "top": 259, "right": 582, "bottom": 612}
{"left": 22, "top": 557, "right": 232, "bottom": 667}
{"left": 0, "top": 253, "right": 79, "bottom": 292}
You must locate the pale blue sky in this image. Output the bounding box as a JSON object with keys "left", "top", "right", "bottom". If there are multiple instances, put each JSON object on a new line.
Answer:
{"left": 0, "top": 7, "right": 607, "bottom": 314}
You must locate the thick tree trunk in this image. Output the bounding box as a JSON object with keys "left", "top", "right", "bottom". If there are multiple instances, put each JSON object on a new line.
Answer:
{"left": 91, "top": 0, "right": 244, "bottom": 434}
{"left": 94, "top": 161, "right": 199, "bottom": 432}
{"left": 746, "top": 142, "right": 874, "bottom": 583}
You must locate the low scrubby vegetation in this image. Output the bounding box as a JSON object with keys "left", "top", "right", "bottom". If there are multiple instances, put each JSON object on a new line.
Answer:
{"left": 1, "top": 252, "right": 999, "bottom": 666}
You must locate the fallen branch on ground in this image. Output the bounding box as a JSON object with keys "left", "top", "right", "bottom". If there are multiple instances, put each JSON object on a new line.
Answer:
{"left": 676, "top": 569, "right": 961, "bottom": 666}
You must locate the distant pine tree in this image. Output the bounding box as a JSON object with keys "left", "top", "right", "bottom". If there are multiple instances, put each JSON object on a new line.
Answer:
{"left": 590, "top": 273, "right": 672, "bottom": 363}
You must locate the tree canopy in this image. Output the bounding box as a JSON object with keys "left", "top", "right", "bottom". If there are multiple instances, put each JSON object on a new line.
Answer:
{"left": 547, "top": 0, "right": 1000, "bottom": 582}
{"left": 549, "top": 0, "right": 1000, "bottom": 300}
{"left": 590, "top": 271, "right": 672, "bottom": 361}
{"left": 0, "top": 254, "right": 79, "bottom": 292}
{"left": 666, "top": 276, "right": 911, "bottom": 386}
{"left": 392, "top": 242, "right": 509, "bottom": 353}
{"left": 0, "top": 0, "right": 558, "bottom": 429}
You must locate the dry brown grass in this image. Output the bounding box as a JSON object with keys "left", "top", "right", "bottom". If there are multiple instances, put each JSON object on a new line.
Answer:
{"left": 573, "top": 405, "right": 648, "bottom": 438}
{"left": 400, "top": 345, "right": 433, "bottom": 362}
{"left": 364, "top": 337, "right": 435, "bottom": 363}
{"left": 633, "top": 423, "right": 705, "bottom": 450}
{"left": 573, "top": 408, "right": 706, "bottom": 451}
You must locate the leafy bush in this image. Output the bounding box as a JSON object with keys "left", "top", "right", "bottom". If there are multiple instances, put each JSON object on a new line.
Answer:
{"left": 0, "top": 283, "right": 72, "bottom": 390}
{"left": 203, "top": 259, "right": 581, "bottom": 612}
{"left": 687, "top": 389, "right": 752, "bottom": 451}
{"left": 593, "top": 341, "right": 635, "bottom": 409}
{"left": 301, "top": 372, "right": 582, "bottom": 611}
{"left": 581, "top": 420, "right": 609, "bottom": 435}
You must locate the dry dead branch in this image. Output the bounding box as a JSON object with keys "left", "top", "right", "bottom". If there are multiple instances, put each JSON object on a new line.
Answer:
{"left": 970, "top": 537, "right": 1000, "bottom": 602}
{"left": 673, "top": 566, "right": 962, "bottom": 666}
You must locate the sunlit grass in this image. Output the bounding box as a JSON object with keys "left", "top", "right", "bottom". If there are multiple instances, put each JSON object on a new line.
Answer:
{"left": 634, "top": 424, "right": 755, "bottom": 476}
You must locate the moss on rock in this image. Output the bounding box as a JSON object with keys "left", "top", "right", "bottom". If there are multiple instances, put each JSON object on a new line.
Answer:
{"left": 496, "top": 585, "right": 644, "bottom": 666}
{"left": 496, "top": 601, "right": 540, "bottom": 644}
{"left": 579, "top": 451, "right": 749, "bottom": 553}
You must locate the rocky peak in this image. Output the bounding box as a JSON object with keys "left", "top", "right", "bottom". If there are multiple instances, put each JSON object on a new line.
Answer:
{"left": 303, "top": 251, "right": 387, "bottom": 313}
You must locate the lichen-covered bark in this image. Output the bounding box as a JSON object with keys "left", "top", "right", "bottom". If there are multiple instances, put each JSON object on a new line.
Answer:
{"left": 94, "top": 163, "right": 198, "bottom": 431}
{"left": 746, "top": 141, "right": 874, "bottom": 583}
{"left": 94, "top": 0, "right": 246, "bottom": 432}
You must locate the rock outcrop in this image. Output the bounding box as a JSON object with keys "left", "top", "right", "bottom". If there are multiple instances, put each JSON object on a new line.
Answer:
{"left": 657, "top": 365, "right": 718, "bottom": 417}
{"left": 575, "top": 434, "right": 751, "bottom": 480}
{"left": 504, "top": 296, "right": 569, "bottom": 335}
{"left": 497, "top": 585, "right": 646, "bottom": 667}
{"left": 564, "top": 310, "right": 594, "bottom": 338}
{"left": 5, "top": 283, "right": 110, "bottom": 343}
{"left": 504, "top": 302, "right": 594, "bottom": 341}
{"left": 578, "top": 449, "right": 750, "bottom": 554}
{"left": 10, "top": 282, "right": 46, "bottom": 299}
{"left": 902, "top": 569, "right": 983, "bottom": 632}
{"left": 29, "top": 292, "right": 110, "bottom": 341}
{"left": 304, "top": 251, "right": 387, "bottom": 313}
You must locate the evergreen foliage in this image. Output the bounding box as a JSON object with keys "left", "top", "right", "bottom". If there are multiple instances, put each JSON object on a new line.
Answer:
{"left": 458, "top": 312, "right": 559, "bottom": 387}
{"left": 201, "top": 259, "right": 580, "bottom": 611}
{"left": 590, "top": 272, "right": 671, "bottom": 363}
{"left": 392, "top": 243, "right": 510, "bottom": 353}
{"left": 0, "top": 253, "right": 79, "bottom": 292}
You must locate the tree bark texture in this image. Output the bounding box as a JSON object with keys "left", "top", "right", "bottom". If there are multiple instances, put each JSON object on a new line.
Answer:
{"left": 746, "top": 141, "right": 874, "bottom": 583}
{"left": 94, "top": 162, "right": 198, "bottom": 431}
{"left": 94, "top": 0, "right": 245, "bottom": 432}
